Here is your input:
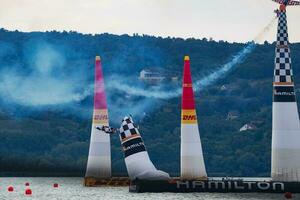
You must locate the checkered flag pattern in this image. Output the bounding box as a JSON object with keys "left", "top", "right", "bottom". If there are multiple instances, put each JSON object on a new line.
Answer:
{"left": 274, "top": 11, "right": 294, "bottom": 83}
{"left": 277, "top": 12, "right": 289, "bottom": 46}
{"left": 119, "top": 117, "right": 140, "bottom": 141}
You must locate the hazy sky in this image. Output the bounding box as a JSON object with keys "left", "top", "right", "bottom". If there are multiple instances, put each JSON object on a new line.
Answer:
{"left": 0, "top": 0, "right": 300, "bottom": 42}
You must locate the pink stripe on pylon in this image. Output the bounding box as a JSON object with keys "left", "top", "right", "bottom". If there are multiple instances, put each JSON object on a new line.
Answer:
{"left": 94, "top": 56, "right": 108, "bottom": 109}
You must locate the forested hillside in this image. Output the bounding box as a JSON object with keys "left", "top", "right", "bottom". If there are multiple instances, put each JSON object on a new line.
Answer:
{"left": 1, "top": 28, "right": 300, "bottom": 177}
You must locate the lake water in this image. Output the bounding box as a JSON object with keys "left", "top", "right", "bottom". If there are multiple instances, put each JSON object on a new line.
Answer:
{"left": 0, "top": 177, "right": 298, "bottom": 200}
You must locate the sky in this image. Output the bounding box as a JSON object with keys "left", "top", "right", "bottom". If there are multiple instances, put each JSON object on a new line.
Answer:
{"left": 0, "top": 0, "right": 300, "bottom": 43}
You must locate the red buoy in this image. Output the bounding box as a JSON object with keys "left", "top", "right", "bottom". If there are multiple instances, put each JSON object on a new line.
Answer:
{"left": 25, "top": 188, "right": 32, "bottom": 195}
{"left": 8, "top": 186, "right": 14, "bottom": 192}
{"left": 285, "top": 192, "right": 293, "bottom": 199}
{"left": 53, "top": 183, "right": 59, "bottom": 188}
{"left": 25, "top": 182, "right": 30, "bottom": 186}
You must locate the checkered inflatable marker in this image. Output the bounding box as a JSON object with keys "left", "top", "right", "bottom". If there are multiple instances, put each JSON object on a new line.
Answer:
{"left": 119, "top": 117, "right": 140, "bottom": 140}
{"left": 274, "top": 12, "right": 294, "bottom": 83}
{"left": 273, "top": 10, "right": 296, "bottom": 103}
{"left": 119, "top": 116, "right": 146, "bottom": 158}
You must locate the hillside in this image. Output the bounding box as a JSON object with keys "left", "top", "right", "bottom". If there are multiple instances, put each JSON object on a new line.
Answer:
{"left": 1, "top": 28, "right": 300, "bottom": 177}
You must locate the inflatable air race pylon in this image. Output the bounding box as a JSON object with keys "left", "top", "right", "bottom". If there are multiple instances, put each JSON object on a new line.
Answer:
{"left": 271, "top": 4, "right": 300, "bottom": 182}
{"left": 180, "top": 56, "right": 207, "bottom": 180}
{"left": 118, "top": 116, "right": 170, "bottom": 180}
{"left": 85, "top": 56, "right": 111, "bottom": 179}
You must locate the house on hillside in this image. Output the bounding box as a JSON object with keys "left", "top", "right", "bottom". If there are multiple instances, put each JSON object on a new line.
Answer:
{"left": 139, "top": 68, "right": 178, "bottom": 84}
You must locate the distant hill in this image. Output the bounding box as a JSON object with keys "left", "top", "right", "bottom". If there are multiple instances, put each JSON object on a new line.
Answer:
{"left": 1, "top": 28, "right": 300, "bottom": 177}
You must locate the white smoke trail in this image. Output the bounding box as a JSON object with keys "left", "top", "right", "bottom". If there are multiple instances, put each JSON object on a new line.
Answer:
{"left": 0, "top": 16, "right": 277, "bottom": 108}
{"left": 193, "top": 43, "right": 256, "bottom": 91}
{"left": 253, "top": 16, "right": 277, "bottom": 44}
{"left": 107, "top": 43, "right": 255, "bottom": 99}
{"left": 192, "top": 16, "right": 277, "bottom": 91}
{"left": 0, "top": 42, "right": 91, "bottom": 107}
{"left": 108, "top": 17, "right": 277, "bottom": 99}
{"left": 106, "top": 78, "right": 180, "bottom": 99}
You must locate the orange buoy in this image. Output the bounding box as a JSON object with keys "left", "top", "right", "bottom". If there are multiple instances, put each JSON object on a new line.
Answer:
{"left": 285, "top": 192, "right": 293, "bottom": 199}
{"left": 53, "top": 183, "right": 59, "bottom": 188}
{"left": 25, "top": 188, "right": 32, "bottom": 195}
{"left": 25, "top": 182, "right": 30, "bottom": 186}
{"left": 8, "top": 186, "right": 14, "bottom": 192}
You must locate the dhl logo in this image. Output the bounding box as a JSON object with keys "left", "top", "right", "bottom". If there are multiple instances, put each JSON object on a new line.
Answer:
{"left": 93, "top": 109, "right": 109, "bottom": 124}
{"left": 93, "top": 114, "right": 108, "bottom": 121}
{"left": 181, "top": 109, "right": 197, "bottom": 124}
{"left": 182, "top": 115, "right": 196, "bottom": 121}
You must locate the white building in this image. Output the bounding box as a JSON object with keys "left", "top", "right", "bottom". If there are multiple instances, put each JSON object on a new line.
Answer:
{"left": 239, "top": 124, "right": 256, "bottom": 132}
{"left": 139, "top": 69, "right": 165, "bottom": 83}
{"left": 139, "top": 68, "right": 178, "bottom": 84}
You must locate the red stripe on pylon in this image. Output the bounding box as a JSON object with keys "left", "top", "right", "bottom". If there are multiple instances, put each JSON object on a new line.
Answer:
{"left": 182, "top": 56, "right": 196, "bottom": 110}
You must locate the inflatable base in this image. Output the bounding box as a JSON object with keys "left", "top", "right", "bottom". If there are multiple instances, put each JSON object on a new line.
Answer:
{"left": 84, "top": 177, "right": 129, "bottom": 187}
{"left": 129, "top": 178, "right": 300, "bottom": 193}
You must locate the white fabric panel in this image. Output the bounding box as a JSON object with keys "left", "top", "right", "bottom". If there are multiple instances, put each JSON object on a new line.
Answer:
{"left": 181, "top": 142, "right": 205, "bottom": 156}
{"left": 124, "top": 151, "right": 170, "bottom": 180}
{"left": 272, "top": 102, "right": 300, "bottom": 182}
{"left": 125, "top": 151, "right": 170, "bottom": 180}
{"left": 85, "top": 156, "right": 111, "bottom": 178}
{"left": 272, "top": 148, "right": 300, "bottom": 182}
{"left": 181, "top": 124, "right": 201, "bottom": 142}
{"left": 86, "top": 126, "right": 111, "bottom": 178}
{"left": 125, "top": 151, "right": 156, "bottom": 176}
{"left": 88, "top": 142, "right": 110, "bottom": 156}
{"left": 181, "top": 123, "right": 207, "bottom": 179}
{"left": 135, "top": 170, "right": 170, "bottom": 180}
{"left": 272, "top": 149, "right": 300, "bottom": 167}
{"left": 273, "top": 103, "right": 300, "bottom": 130}
{"left": 181, "top": 156, "right": 206, "bottom": 179}
{"left": 272, "top": 102, "right": 300, "bottom": 149}
{"left": 272, "top": 130, "right": 300, "bottom": 149}
{"left": 90, "top": 127, "right": 110, "bottom": 143}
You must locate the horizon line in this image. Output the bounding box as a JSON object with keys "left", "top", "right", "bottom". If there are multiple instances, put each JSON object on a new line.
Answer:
{"left": 0, "top": 27, "right": 286, "bottom": 45}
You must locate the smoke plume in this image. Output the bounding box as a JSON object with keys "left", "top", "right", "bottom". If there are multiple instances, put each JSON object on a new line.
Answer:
{"left": 0, "top": 16, "right": 276, "bottom": 121}
{"left": 107, "top": 17, "right": 277, "bottom": 100}
{"left": 0, "top": 41, "right": 91, "bottom": 107}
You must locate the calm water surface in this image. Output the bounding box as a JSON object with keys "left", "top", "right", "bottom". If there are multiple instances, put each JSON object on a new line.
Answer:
{"left": 0, "top": 177, "right": 298, "bottom": 200}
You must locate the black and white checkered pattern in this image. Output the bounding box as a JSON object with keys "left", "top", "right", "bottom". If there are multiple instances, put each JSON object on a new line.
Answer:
{"left": 274, "top": 11, "right": 293, "bottom": 83}
{"left": 277, "top": 12, "right": 289, "bottom": 46}
{"left": 119, "top": 116, "right": 140, "bottom": 140}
